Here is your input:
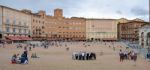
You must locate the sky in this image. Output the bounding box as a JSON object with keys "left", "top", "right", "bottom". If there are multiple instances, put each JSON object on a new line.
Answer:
{"left": 0, "top": 0, "right": 149, "bottom": 21}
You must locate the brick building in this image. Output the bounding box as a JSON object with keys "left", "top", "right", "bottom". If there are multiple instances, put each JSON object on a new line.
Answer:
{"left": 45, "top": 9, "right": 86, "bottom": 41}
{"left": 118, "top": 19, "right": 148, "bottom": 42}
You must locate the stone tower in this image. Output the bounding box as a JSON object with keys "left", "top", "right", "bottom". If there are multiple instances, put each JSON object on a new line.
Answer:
{"left": 54, "top": 8, "right": 63, "bottom": 18}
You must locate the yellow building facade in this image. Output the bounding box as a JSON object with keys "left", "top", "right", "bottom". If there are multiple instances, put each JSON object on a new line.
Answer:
{"left": 86, "top": 19, "right": 118, "bottom": 41}
{"left": 0, "top": 6, "right": 31, "bottom": 42}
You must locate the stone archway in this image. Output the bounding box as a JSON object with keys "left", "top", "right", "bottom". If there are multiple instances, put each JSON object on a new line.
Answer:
{"left": 141, "top": 32, "right": 144, "bottom": 47}
{"left": 91, "top": 38, "right": 94, "bottom": 41}
{"left": 147, "top": 32, "right": 150, "bottom": 47}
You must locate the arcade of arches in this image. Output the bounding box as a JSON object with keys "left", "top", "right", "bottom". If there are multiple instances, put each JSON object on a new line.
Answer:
{"left": 139, "top": 25, "right": 150, "bottom": 48}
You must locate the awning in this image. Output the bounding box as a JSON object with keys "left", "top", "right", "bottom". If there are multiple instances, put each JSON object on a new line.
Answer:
{"left": 19, "top": 36, "right": 32, "bottom": 40}
{"left": 6, "top": 36, "right": 21, "bottom": 41}
{"left": 101, "top": 38, "right": 117, "bottom": 40}
{"left": 5, "top": 36, "right": 32, "bottom": 41}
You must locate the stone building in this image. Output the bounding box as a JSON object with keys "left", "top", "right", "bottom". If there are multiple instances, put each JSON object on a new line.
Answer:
{"left": 1, "top": 5, "right": 148, "bottom": 42}
{"left": 0, "top": 6, "right": 32, "bottom": 42}
{"left": 117, "top": 18, "right": 129, "bottom": 40}
{"left": 118, "top": 19, "right": 148, "bottom": 42}
{"left": 139, "top": 24, "right": 150, "bottom": 48}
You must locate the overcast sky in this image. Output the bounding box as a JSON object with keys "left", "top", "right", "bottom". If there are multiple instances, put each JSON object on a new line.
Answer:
{"left": 0, "top": 0, "right": 149, "bottom": 21}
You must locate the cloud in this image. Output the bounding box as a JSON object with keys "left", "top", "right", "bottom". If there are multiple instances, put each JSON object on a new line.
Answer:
{"left": 64, "top": 0, "right": 149, "bottom": 21}
{"left": 131, "top": 6, "right": 149, "bottom": 16}
{"left": 116, "top": 10, "right": 123, "bottom": 15}
{"left": 0, "top": 0, "right": 149, "bottom": 21}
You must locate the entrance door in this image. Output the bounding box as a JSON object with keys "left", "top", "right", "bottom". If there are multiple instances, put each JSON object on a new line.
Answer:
{"left": 0, "top": 34, "right": 2, "bottom": 38}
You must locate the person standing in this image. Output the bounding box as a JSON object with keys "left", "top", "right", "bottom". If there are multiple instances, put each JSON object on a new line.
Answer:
{"left": 119, "top": 49, "right": 124, "bottom": 62}
{"left": 81, "top": 52, "right": 85, "bottom": 60}
{"left": 132, "top": 50, "right": 137, "bottom": 66}
{"left": 29, "top": 46, "right": 32, "bottom": 51}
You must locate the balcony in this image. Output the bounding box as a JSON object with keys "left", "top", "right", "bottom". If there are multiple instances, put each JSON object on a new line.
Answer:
{"left": 13, "top": 24, "right": 29, "bottom": 28}
{"left": 4, "top": 23, "right": 29, "bottom": 28}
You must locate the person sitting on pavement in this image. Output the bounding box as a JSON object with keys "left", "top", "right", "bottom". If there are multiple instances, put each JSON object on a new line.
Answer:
{"left": 20, "top": 51, "right": 28, "bottom": 64}
{"left": 11, "top": 54, "right": 17, "bottom": 64}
